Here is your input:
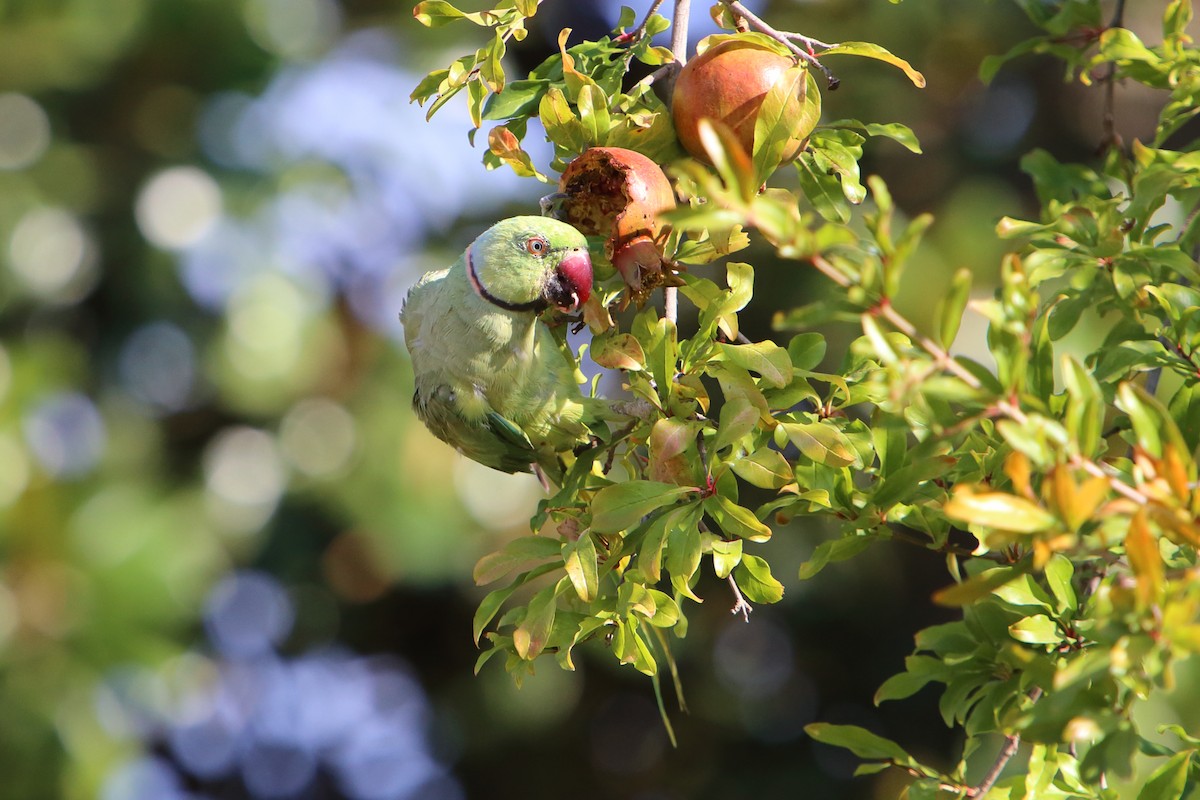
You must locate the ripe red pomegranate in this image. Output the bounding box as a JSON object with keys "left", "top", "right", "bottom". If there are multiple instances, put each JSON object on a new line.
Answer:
{"left": 671, "top": 39, "right": 819, "bottom": 164}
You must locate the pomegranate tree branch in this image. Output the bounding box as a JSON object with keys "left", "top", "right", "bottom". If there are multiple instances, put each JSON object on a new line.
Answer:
{"left": 968, "top": 688, "right": 1043, "bottom": 797}
{"left": 623, "top": 0, "right": 666, "bottom": 43}
{"left": 716, "top": 0, "right": 839, "bottom": 88}
{"left": 1100, "top": 0, "right": 1127, "bottom": 149}
{"left": 727, "top": 574, "right": 752, "bottom": 621}
{"left": 808, "top": 251, "right": 1153, "bottom": 508}
{"left": 663, "top": 0, "right": 690, "bottom": 324}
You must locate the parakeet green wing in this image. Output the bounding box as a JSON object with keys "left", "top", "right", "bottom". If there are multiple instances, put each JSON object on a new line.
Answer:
{"left": 401, "top": 216, "right": 599, "bottom": 476}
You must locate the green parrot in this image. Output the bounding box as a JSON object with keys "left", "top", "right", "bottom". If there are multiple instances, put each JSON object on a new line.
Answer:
{"left": 401, "top": 216, "right": 597, "bottom": 476}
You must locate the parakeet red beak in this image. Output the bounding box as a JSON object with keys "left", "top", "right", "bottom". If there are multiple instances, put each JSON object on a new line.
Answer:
{"left": 547, "top": 249, "right": 592, "bottom": 312}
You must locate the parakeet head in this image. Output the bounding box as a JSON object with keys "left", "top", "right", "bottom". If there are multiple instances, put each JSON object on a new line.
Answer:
{"left": 465, "top": 216, "right": 592, "bottom": 314}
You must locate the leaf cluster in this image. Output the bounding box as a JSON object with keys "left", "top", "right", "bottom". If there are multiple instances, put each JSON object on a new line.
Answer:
{"left": 413, "top": 1, "right": 1200, "bottom": 795}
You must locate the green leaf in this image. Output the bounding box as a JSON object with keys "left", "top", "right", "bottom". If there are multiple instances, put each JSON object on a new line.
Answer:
{"left": 473, "top": 536, "right": 563, "bottom": 584}
{"left": 473, "top": 585, "right": 517, "bottom": 644}
{"left": 412, "top": 1, "right": 469, "bottom": 27}
{"left": 711, "top": 538, "right": 743, "bottom": 579}
{"left": 705, "top": 493, "right": 773, "bottom": 541}
{"left": 874, "top": 655, "right": 949, "bottom": 704}
{"left": 1136, "top": 750, "right": 1192, "bottom": 800}
{"left": 591, "top": 331, "right": 646, "bottom": 371}
{"left": 936, "top": 267, "right": 972, "bottom": 348}
{"left": 730, "top": 447, "right": 793, "bottom": 489}
{"left": 733, "top": 554, "right": 784, "bottom": 603}
{"left": 810, "top": 129, "right": 866, "bottom": 204}
{"left": 933, "top": 563, "right": 1031, "bottom": 607}
{"left": 1117, "top": 382, "right": 1166, "bottom": 458}
{"left": 799, "top": 535, "right": 873, "bottom": 579}
{"left": 483, "top": 79, "right": 548, "bottom": 120}
{"left": 577, "top": 83, "right": 611, "bottom": 146}
{"left": 752, "top": 65, "right": 819, "bottom": 186}
{"left": 697, "top": 118, "right": 757, "bottom": 203}
{"left": 821, "top": 41, "right": 926, "bottom": 87}
{"left": 719, "top": 341, "right": 794, "bottom": 388}
{"left": 824, "top": 119, "right": 921, "bottom": 153}
{"left": 539, "top": 86, "right": 588, "bottom": 154}
{"left": 666, "top": 516, "right": 704, "bottom": 597}
{"left": 805, "top": 723, "right": 915, "bottom": 763}
{"left": 638, "top": 504, "right": 701, "bottom": 582}
{"left": 592, "top": 481, "right": 699, "bottom": 534}
{"left": 943, "top": 489, "right": 1057, "bottom": 533}
{"left": 796, "top": 151, "right": 851, "bottom": 223}
{"left": 714, "top": 395, "right": 759, "bottom": 452}
{"left": 648, "top": 418, "right": 702, "bottom": 485}
{"left": 642, "top": 590, "right": 681, "bottom": 629}
{"left": 788, "top": 333, "right": 827, "bottom": 371}
{"left": 563, "top": 533, "right": 598, "bottom": 602}
{"left": 1044, "top": 554, "right": 1076, "bottom": 613}
{"left": 780, "top": 421, "right": 860, "bottom": 468}
{"left": 1098, "top": 27, "right": 1159, "bottom": 64}
{"left": 993, "top": 573, "right": 1054, "bottom": 609}
{"left": 513, "top": 583, "right": 558, "bottom": 660}
{"left": 1008, "top": 614, "right": 1062, "bottom": 644}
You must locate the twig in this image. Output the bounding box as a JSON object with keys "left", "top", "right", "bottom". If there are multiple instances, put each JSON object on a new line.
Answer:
{"left": 968, "top": 687, "right": 1043, "bottom": 797}
{"left": 865, "top": 293, "right": 1151, "bottom": 507}
{"left": 620, "top": 0, "right": 667, "bottom": 44}
{"left": 663, "top": 0, "right": 690, "bottom": 325}
{"left": 717, "top": 0, "right": 839, "bottom": 89}
{"left": 727, "top": 574, "right": 753, "bottom": 621}
{"left": 1100, "top": 0, "right": 1126, "bottom": 150}
{"left": 669, "top": 0, "right": 690, "bottom": 71}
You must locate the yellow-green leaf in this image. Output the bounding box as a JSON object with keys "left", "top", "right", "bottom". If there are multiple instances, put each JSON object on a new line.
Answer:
{"left": 943, "top": 489, "right": 1057, "bottom": 533}
{"left": 563, "top": 533, "right": 598, "bottom": 602}
{"left": 733, "top": 553, "right": 784, "bottom": 603}
{"left": 591, "top": 481, "right": 698, "bottom": 534}
{"left": 781, "top": 421, "right": 859, "bottom": 468}
{"left": 822, "top": 41, "right": 926, "bottom": 87}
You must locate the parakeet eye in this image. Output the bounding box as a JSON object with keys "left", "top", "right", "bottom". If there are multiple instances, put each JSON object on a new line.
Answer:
{"left": 525, "top": 236, "right": 549, "bottom": 256}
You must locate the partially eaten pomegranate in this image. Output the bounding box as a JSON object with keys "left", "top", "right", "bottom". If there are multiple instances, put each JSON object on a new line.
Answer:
{"left": 553, "top": 147, "right": 676, "bottom": 305}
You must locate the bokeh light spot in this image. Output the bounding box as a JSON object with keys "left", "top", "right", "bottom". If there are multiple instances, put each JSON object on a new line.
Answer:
{"left": 241, "top": 740, "right": 318, "bottom": 798}
{"left": 23, "top": 391, "right": 106, "bottom": 478}
{"left": 0, "top": 433, "right": 29, "bottom": 507}
{"left": 280, "top": 397, "right": 356, "bottom": 478}
{"left": 0, "top": 92, "right": 50, "bottom": 169}
{"left": 713, "top": 614, "right": 795, "bottom": 698}
{"left": 226, "top": 273, "right": 308, "bottom": 378}
{"left": 102, "top": 756, "right": 188, "bottom": 800}
{"left": 0, "top": 581, "right": 19, "bottom": 652}
{"left": 453, "top": 459, "right": 542, "bottom": 531}
{"left": 205, "top": 571, "right": 294, "bottom": 659}
{"left": 8, "top": 206, "right": 98, "bottom": 304}
{"left": 202, "top": 426, "right": 285, "bottom": 531}
{"left": 0, "top": 345, "right": 9, "bottom": 401}
{"left": 119, "top": 321, "right": 197, "bottom": 413}
{"left": 245, "top": 0, "right": 342, "bottom": 60}
{"left": 136, "top": 166, "right": 223, "bottom": 250}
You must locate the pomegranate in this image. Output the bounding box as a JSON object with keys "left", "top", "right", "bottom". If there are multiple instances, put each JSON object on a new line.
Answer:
{"left": 553, "top": 147, "right": 676, "bottom": 304}
{"left": 671, "top": 38, "right": 819, "bottom": 165}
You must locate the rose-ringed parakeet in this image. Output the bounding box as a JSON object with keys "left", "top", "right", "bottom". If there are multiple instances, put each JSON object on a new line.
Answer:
{"left": 401, "top": 216, "right": 597, "bottom": 476}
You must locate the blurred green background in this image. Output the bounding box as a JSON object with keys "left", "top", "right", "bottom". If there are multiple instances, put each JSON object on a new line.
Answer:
{"left": 0, "top": 1, "right": 1185, "bottom": 798}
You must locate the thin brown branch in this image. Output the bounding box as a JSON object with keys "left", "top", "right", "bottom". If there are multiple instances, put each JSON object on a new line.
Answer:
{"left": 623, "top": 0, "right": 666, "bottom": 43}
{"left": 968, "top": 687, "right": 1043, "bottom": 797}
{"left": 871, "top": 298, "right": 1151, "bottom": 507}
{"left": 662, "top": 0, "right": 690, "bottom": 325}
{"left": 1100, "top": 0, "right": 1127, "bottom": 150}
{"left": 727, "top": 574, "right": 753, "bottom": 621}
{"left": 717, "top": 0, "right": 839, "bottom": 88}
